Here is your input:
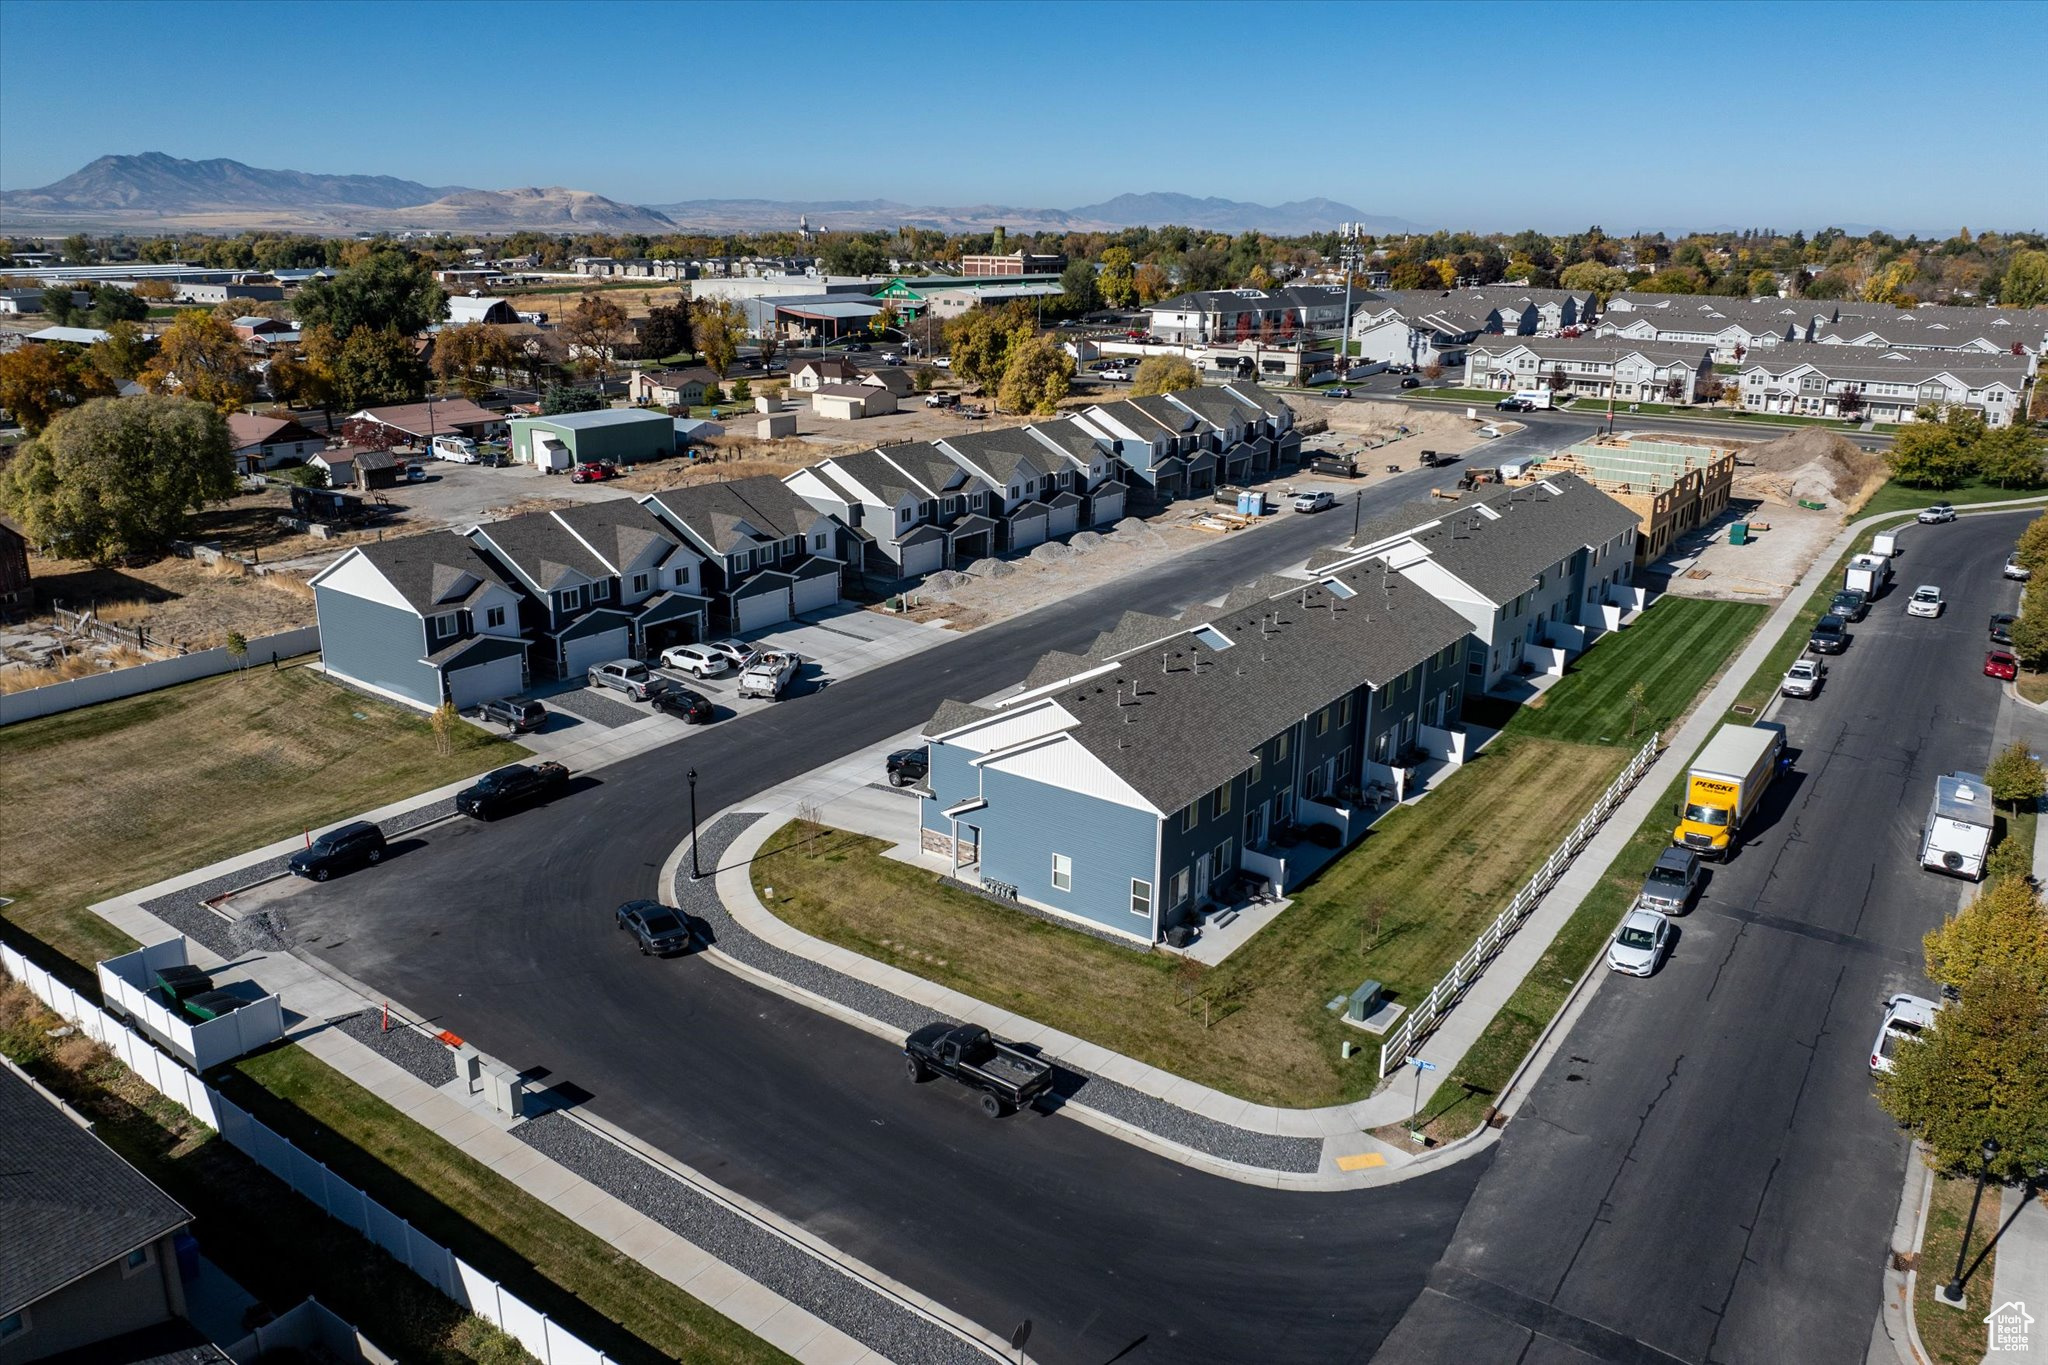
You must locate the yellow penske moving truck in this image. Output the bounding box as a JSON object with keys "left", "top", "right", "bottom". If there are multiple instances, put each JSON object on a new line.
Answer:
{"left": 1673, "top": 721, "right": 1787, "bottom": 860}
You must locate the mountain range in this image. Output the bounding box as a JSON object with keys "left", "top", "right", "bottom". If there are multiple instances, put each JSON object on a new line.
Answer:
{"left": 0, "top": 155, "right": 1432, "bottom": 237}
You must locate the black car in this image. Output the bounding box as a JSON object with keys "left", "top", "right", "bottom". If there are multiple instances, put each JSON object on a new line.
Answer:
{"left": 478, "top": 697, "right": 547, "bottom": 732}
{"left": 1809, "top": 614, "right": 1849, "bottom": 654}
{"left": 1828, "top": 589, "right": 1869, "bottom": 622}
{"left": 1399, "top": 376, "right": 1421, "bottom": 389}
{"left": 454, "top": 762, "right": 570, "bottom": 820}
{"left": 288, "top": 821, "right": 387, "bottom": 881}
{"left": 651, "top": 687, "right": 714, "bottom": 723}
{"left": 887, "top": 746, "right": 930, "bottom": 787}
{"left": 1991, "top": 613, "right": 2017, "bottom": 645}
{"left": 616, "top": 899, "right": 691, "bottom": 955}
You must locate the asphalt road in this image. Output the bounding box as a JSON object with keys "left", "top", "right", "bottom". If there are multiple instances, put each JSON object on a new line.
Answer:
{"left": 1371, "top": 512, "right": 2029, "bottom": 1364}
{"left": 280, "top": 460, "right": 1494, "bottom": 1365}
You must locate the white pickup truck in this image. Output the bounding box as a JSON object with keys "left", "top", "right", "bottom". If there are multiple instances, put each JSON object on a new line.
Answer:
{"left": 737, "top": 650, "right": 802, "bottom": 700}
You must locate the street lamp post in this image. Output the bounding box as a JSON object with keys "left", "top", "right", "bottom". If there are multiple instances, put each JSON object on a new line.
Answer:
{"left": 687, "top": 768, "right": 701, "bottom": 881}
{"left": 1944, "top": 1137, "right": 2001, "bottom": 1303}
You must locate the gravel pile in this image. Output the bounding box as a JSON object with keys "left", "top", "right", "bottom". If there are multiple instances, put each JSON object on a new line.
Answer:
{"left": 1028, "top": 542, "right": 1076, "bottom": 564}
{"left": 517, "top": 1112, "right": 988, "bottom": 1365}
{"left": 963, "top": 558, "right": 1015, "bottom": 579}
{"left": 687, "top": 816, "right": 1323, "bottom": 1174}
{"left": 544, "top": 685, "right": 645, "bottom": 729}
{"left": 1069, "top": 530, "right": 1104, "bottom": 550}
{"left": 921, "top": 570, "right": 971, "bottom": 593}
{"left": 333, "top": 1009, "right": 458, "bottom": 1086}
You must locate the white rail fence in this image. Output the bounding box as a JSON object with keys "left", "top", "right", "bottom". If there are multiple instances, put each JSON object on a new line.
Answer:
{"left": 1378, "top": 730, "right": 1661, "bottom": 1078}
{"left": 0, "top": 944, "right": 615, "bottom": 1365}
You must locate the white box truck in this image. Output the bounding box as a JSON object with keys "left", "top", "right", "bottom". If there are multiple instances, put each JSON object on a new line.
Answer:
{"left": 1920, "top": 772, "right": 1993, "bottom": 879}
{"left": 1510, "top": 389, "right": 1555, "bottom": 409}
{"left": 1844, "top": 552, "right": 1895, "bottom": 597}
{"left": 1673, "top": 721, "right": 1787, "bottom": 859}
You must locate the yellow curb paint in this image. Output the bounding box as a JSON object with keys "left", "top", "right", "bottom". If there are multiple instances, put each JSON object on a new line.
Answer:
{"left": 1335, "top": 1153, "right": 1386, "bottom": 1171}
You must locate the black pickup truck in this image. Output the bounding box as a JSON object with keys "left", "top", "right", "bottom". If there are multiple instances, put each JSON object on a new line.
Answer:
{"left": 904, "top": 1023, "right": 1054, "bottom": 1117}
{"left": 454, "top": 762, "right": 570, "bottom": 820}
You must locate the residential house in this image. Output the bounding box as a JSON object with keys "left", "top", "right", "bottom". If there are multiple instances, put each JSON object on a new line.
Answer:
{"left": 1018, "top": 418, "right": 1128, "bottom": 528}
{"left": 639, "top": 476, "right": 845, "bottom": 631}
{"left": 225, "top": 412, "right": 327, "bottom": 473}
{"left": 0, "top": 288, "right": 45, "bottom": 314}
{"left": 230, "top": 315, "right": 294, "bottom": 346}
{"left": 1462, "top": 337, "right": 1717, "bottom": 404}
{"left": 311, "top": 445, "right": 403, "bottom": 491}
{"left": 1814, "top": 314, "right": 2042, "bottom": 369}
{"left": 0, "top": 1061, "right": 197, "bottom": 1364}
{"left": 630, "top": 366, "right": 720, "bottom": 408}
{"left": 348, "top": 398, "right": 507, "bottom": 445}
{"left": 915, "top": 558, "right": 1473, "bottom": 939}
{"left": 0, "top": 515, "right": 30, "bottom": 622}
{"left": 466, "top": 501, "right": 709, "bottom": 675}
{"left": 310, "top": 532, "right": 531, "bottom": 710}
{"left": 1146, "top": 285, "right": 1354, "bottom": 345}
{"left": 811, "top": 383, "right": 897, "bottom": 420}
{"left": 1079, "top": 399, "right": 1202, "bottom": 498}
{"left": 1319, "top": 473, "right": 1642, "bottom": 693}
{"left": 1501, "top": 436, "right": 1737, "bottom": 564}
{"left": 1736, "top": 352, "right": 2030, "bottom": 426}
{"left": 862, "top": 367, "right": 914, "bottom": 398}
{"left": 788, "top": 357, "right": 865, "bottom": 393}
{"left": 934, "top": 426, "right": 1082, "bottom": 549}
{"left": 876, "top": 440, "right": 1003, "bottom": 565}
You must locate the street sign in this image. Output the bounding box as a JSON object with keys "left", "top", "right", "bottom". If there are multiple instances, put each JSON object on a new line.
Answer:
{"left": 1410, "top": 1058, "right": 1439, "bottom": 1072}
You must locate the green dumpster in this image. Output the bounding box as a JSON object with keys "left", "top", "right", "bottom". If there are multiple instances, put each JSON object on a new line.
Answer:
{"left": 1729, "top": 522, "right": 1750, "bottom": 546}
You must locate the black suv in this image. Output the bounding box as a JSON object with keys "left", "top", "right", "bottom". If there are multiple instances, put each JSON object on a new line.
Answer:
{"left": 1808, "top": 614, "right": 1849, "bottom": 654}
{"left": 616, "top": 900, "right": 692, "bottom": 956}
{"left": 455, "top": 762, "right": 570, "bottom": 820}
{"left": 887, "top": 746, "right": 929, "bottom": 787}
{"left": 478, "top": 697, "right": 547, "bottom": 733}
{"left": 651, "top": 688, "right": 715, "bottom": 724}
{"left": 288, "top": 822, "right": 387, "bottom": 881}
{"left": 1828, "top": 589, "right": 1868, "bottom": 622}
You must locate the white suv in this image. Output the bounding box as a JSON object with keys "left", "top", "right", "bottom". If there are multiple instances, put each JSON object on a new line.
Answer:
{"left": 1906, "top": 585, "right": 1945, "bottom": 618}
{"left": 1870, "top": 994, "right": 1938, "bottom": 1073}
{"left": 660, "top": 643, "right": 730, "bottom": 677}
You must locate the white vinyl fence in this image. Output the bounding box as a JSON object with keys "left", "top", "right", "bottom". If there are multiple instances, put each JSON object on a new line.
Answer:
{"left": 99, "top": 938, "right": 285, "bottom": 1070}
{"left": 0, "top": 943, "right": 616, "bottom": 1365}
{"left": 1378, "top": 730, "right": 1661, "bottom": 1078}
{"left": 0, "top": 625, "right": 320, "bottom": 726}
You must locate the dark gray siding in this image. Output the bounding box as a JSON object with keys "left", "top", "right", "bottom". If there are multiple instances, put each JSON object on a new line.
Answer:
{"left": 314, "top": 586, "right": 438, "bottom": 707}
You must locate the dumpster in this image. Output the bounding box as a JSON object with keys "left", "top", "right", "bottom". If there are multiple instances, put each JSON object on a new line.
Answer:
{"left": 1729, "top": 522, "right": 1750, "bottom": 546}
{"left": 154, "top": 964, "right": 214, "bottom": 1006}
{"left": 183, "top": 990, "right": 251, "bottom": 1023}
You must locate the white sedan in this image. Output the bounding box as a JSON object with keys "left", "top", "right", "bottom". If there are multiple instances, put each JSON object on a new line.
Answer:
{"left": 1781, "top": 659, "right": 1826, "bottom": 698}
{"left": 1870, "top": 994, "right": 1939, "bottom": 1073}
{"left": 1906, "top": 585, "right": 1945, "bottom": 618}
{"left": 1606, "top": 907, "right": 1671, "bottom": 977}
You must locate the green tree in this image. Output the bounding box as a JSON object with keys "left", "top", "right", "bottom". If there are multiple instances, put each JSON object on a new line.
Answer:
{"left": 1885, "top": 419, "right": 1973, "bottom": 488}
{"left": 996, "top": 330, "right": 1072, "bottom": 416}
{"left": 140, "top": 310, "right": 254, "bottom": 416}
{"left": 1878, "top": 967, "right": 2048, "bottom": 1179}
{"left": 89, "top": 283, "right": 149, "bottom": 326}
{"left": 1999, "top": 250, "right": 2048, "bottom": 308}
{"left": 2017, "top": 512, "right": 2048, "bottom": 574}
{"left": 430, "top": 322, "right": 517, "bottom": 401}
{"left": 0, "top": 395, "right": 235, "bottom": 562}
{"left": 540, "top": 384, "right": 602, "bottom": 415}
{"left": 1096, "top": 247, "right": 1137, "bottom": 309}
{"left": 562, "top": 292, "right": 630, "bottom": 377}
{"left": 1130, "top": 354, "right": 1200, "bottom": 396}
{"left": 1745, "top": 268, "right": 1780, "bottom": 297}
{"left": 1059, "top": 259, "right": 1100, "bottom": 315}
{"left": 1557, "top": 261, "right": 1629, "bottom": 299}
{"left": 0, "top": 344, "right": 117, "bottom": 433}
{"left": 1977, "top": 427, "right": 2046, "bottom": 490}
{"left": 61, "top": 232, "right": 96, "bottom": 265}
{"left": 329, "top": 325, "right": 427, "bottom": 409}
{"left": 691, "top": 297, "right": 746, "bottom": 378}
{"left": 943, "top": 307, "right": 1025, "bottom": 393}
{"left": 42, "top": 285, "right": 79, "bottom": 324}
{"left": 89, "top": 320, "right": 156, "bottom": 383}
{"left": 730, "top": 377, "right": 752, "bottom": 403}
{"left": 2010, "top": 603, "right": 2048, "bottom": 669}
{"left": 869, "top": 301, "right": 900, "bottom": 339}
{"left": 293, "top": 251, "right": 448, "bottom": 338}
{"left": 639, "top": 302, "right": 692, "bottom": 360}
{"left": 1986, "top": 741, "right": 2047, "bottom": 811}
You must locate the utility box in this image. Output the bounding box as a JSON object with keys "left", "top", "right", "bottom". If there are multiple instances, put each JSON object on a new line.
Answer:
{"left": 1347, "top": 979, "right": 1384, "bottom": 1023}
{"left": 758, "top": 414, "right": 797, "bottom": 438}
{"left": 756, "top": 395, "right": 777, "bottom": 414}
{"left": 474, "top": 1058, "right": 532, "bottom": 1119}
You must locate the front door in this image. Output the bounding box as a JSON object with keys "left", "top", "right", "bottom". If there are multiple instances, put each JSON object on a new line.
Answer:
{"left": 1193, "top": 854, "right": 1210, "bottom": 903}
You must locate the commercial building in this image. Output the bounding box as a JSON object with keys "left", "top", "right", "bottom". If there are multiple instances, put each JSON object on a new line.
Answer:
{"left": 960, "top": 251, "right": 1067, "bottom": 276}
{"left": 508, "top": 409, "right": 676, "bottom": 467}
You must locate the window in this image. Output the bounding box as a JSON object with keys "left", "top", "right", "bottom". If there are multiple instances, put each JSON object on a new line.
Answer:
{"left": 1, "top": 1310, "right": 28, "bottom": 1342}
{"left": 1210, "top": 782, "right": 1232, "bottom": 818}
{"left": 1248, "top": 755, "right": 1262, "bottom": 786}
{"left": 124, "top": 1245, "right": 155, "bottom": 1275}
{"left": 1276, "top": 730, "right": 1291, "bottom": 762}
{"left": 673, "top": 565, "right": 691, "bottom": 586}
{"left": 1051, "top": 853, "right": 1072, "bottom": 892}
{"left": 813, "top": 532, "right": 829, "bottom": 551}
{"left": 559, "top": 587, "right": 582, "bottom": 613}
{"left": 431, "top": 611, "right": 458, "bottom": 636}
{"left": 1314, "top": 708, "right": 1329, "bottom": 736}
{"left": 1338, "top": 696, "right": 1353, "bottom": 726}
{"left": 486, "top": 606, "right": 506, "bottom": 629}
{"left": 1131, "top": 879, "right": 1153, "bottom": 918}
{"left": 1210, "top": 839, "right": 1234, "bottom": 880}
{"left": 1170, "top": 868, "right": 1190, "bottom": 908}
{"left": 632, "top": 573, "right": 649, "bottom": 594}
{"left": 1180, "top": 804, "right": 1198, "bottom": 833}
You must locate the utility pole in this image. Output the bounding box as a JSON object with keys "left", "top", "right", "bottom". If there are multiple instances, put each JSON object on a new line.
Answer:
{"left": 1337, "top": 223, "right": 1365, "bottom": 375}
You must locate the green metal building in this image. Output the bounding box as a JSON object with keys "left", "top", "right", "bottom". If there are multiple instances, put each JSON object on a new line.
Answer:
{"left": 509, "top": 410, "right": 676, "bottom": 469}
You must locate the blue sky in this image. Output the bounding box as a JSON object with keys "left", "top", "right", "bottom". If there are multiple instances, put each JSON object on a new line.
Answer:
{"left": 3, "top": 0, "right": 2043, "bottom": 234}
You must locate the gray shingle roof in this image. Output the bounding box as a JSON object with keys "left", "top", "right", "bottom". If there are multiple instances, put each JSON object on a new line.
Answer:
{"left": 923, "top": 698, "right": 997, "bottom": 737}
{"left": 353, "top": 532, "right": 510, "bottom": 614}
{"left": 825, "top": 448, "right": 918, "bottom": 506}
{"left": 879, "top": 442, "right": 978, "bottom": 497}
{"left": 548, "top": 499, "right": 680, "bottom": 574}
{"left": 1125, "top": 394, "right": 1210, "bottom": 435}
{"left": 643, "top": 476, "right": 820, "bottom": 555}
{"left": 471, "top": 509, "right": 611, "bottom": 592}
{"left": 1396, "top": 473, "right": 1639, "bottom": 603}
{"left": 1087, "top": 610, "right": 1185, "bottom": 658}
{"left": 939, "top": 427, "right": 1063, "bottom": 485}
{"left": 1, "top": 1063, "right": 190, "bottom": 1314}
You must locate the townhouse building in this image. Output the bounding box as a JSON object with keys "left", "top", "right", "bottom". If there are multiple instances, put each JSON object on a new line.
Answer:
{"left": 917, "top": 558, "right": 1473, "bottom": 940}
{"left": 933, "top": 426, "right": 1089, "bottom": 550}
{"left": 1145, "top": 285, "right": 1354, "bottom": 344}
{"left": 1502, "top": 436, "right": 1737, "bottom": 565}
{"left": 1463, "top": 337, "right": 1717, "bottom": 404}
{"left": 1347, "top": 301, "right": 1495, "bottom": 370}
{"left": 1736, "top": 352, "right": 2030, "bottom": 426}
{"left": 638, "top": 476, "right": 846, "bottom": 631}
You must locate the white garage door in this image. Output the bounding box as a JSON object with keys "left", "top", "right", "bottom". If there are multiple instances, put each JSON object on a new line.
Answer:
{"left": 562, "top": 627, "right": 631, "bottom": 678}
{"left": 446, "top": 654, "right": 524, "bottom": 709}
{"left": 1047, "top": 504, "right": 1080, "bottom": 539}
{"left": 900, "top": 539, "right": 945, "bottom": 577}
{"left": 736, "top": 591, "right": 790, "bottom": 632}
{"left": 792, "top": 572, "right": 839, "bottom": 616}
{"left": 1009, "top": 515, "right": 1048, "bottom": 551}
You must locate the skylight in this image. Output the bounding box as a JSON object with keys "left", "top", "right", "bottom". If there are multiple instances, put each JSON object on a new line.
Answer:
{"left": 1190, "top": 625, "right": 1235, "bottom": 652}
{"left": 1322, "top": 578, "right": 1357, "bottom": 599}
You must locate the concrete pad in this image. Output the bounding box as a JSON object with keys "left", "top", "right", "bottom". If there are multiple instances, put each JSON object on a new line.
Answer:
{"left": 750, "top": 1302, "right": 829, "bottom": 1357}
{"left": 677, "top": 1259, "right": 754, "bottom": 1309}
{"left": 789, "top": 1332, "right": 882, "bottom": 1365}
{"left": 540, "top": 1180, "right": 609, "bottom": 1221}
{"left": 704, "top": 1277, "right": 789, "bottom": 1332}
{"left": 640, "top": 1235, "right": 721, "bottom": 1286}
{"left": 611, "top": 1218, "right": 683, "bottom": 1264}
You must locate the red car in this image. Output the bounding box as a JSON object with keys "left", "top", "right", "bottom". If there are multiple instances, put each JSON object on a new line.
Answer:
{"left": 1985, "top": 649, "right": 2019, "bottom": 680}
{"left": 570, "top": 460, "right": 618, "bottom": 484}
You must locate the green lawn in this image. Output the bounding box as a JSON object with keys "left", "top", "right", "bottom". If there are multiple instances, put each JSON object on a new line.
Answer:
{"left": 1857, "top": 476, "right": 2048, "bottom": 522}
{"left": 1914, "top": 1170, "right": 2004, "bottom": 1365}
{"left": 1508, "top": 598, "right": 1767, "bottom": 745}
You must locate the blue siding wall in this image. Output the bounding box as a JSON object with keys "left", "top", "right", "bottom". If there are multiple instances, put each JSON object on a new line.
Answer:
{"left": 977, "top": 768, "right": 1157, "bottom": 934}
{"left": 314, "top": 587, "right": 439, "bottom": 707}
{"left": 921, "top": 742, "right": 980, "bottom": 835}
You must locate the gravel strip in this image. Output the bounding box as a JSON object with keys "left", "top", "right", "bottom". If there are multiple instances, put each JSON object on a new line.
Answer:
{"left": 332, "top": 1009, "right": 458, "bottom": 1086}
{"left": 138, "top": 799, "right": 459, "bottom": 960}
{"left": 516, "top": 1113, "right": 986, "bottom": 1365}
{"left": 683, "top": 815, "right": 1323, "bottom": 1174}
{"left": 545, "top": 685, "right": 645, "bottom": 728}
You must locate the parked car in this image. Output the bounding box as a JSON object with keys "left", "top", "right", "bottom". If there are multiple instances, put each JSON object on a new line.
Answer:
{"left": 1606, "top": 907, "right": 1672, "bottom": 977}
{"left": 1293, "top": 490, "right": 1336, "bottom": 513}
{"left": 287, "top": 821, "right": 387, "bottom": 881}
{"left": 570, "top": 460, "right": 619, "bottom": 484}
{"left": 903, "top": 1023, "right": 1053, "bottom": 1118}
{"left": 1496, "top": 397, "right": 1535, "bottom": 412}
{"left": 587, "top": 658, "right": 669, "bottom": 701}
{"left": 881, "top": 351, "right": 903, "bottom": 365}
{"left": 616, "top": 899, "right": 691, "bottom": 956}
{"left": 455, "top": 762, "right": 570, "bottom": 820}
{"left": 887, "top": 747, "right": 929, "bottom": 787}
{"left": 1808, "top": 614, "right": 1849, "bottom": 654}
{"left": 843, "top": 341, "right": 871, "bottom": 353}
{"left": 660, "top": 643, "right": 730, "bottom": 677}
{"left": 2006, "top": 554, "right": 2032, "bottom": 581}
{"left": 932, "top": 356, "right": 951, "bottom": 368}
{"left": 1870, "top": 994, "right": 1938, "bottom": 1074}
{"left": 1916, "top": 504, "right": 1956, "bottom": 524}
{"left": 477, "top": 697, "right": 547, "bottom": 733}
{"left": 1637, "top": 847, "right": 1702, "bottom": 916}
{"left": 1098, "top": 367, "right": 1131, "bottom": 382}
{"left": 650, "top": 687, "right": 714, "bottom": 723}
{"left": 1781, "top": 658, "right": 1827, "bottom": 698}
{"left": 1906, "top": 584, "right": 1945, "bottom": 618}
{"left": 1990, "top": 613, "right": 2017, "bottom": 645}
{"left": 1828, "top": 588, "right": 1869, "bottom": 622}
{"left": 1325, "top": 386, "right": 1352, "bottom": 399}
{"left": 1399, "top": 376, "right": 1421, "bottom": 389}
{"left": 704, "top": 640, "right": 755, "bottom": 671}
{"left": 1986, "top": 649, "right": 2020, "bottom": 680}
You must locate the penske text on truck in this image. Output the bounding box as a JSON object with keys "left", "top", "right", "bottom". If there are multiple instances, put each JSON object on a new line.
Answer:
{"left": 1673, "top": 721, "right": 1786, "bottom": 859}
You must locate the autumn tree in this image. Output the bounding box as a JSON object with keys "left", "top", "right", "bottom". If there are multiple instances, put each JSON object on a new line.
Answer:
{"left": 561, "top": 292, "right": 629, "bottom": 376}
{"left": 2003, "top": 250, "right": 2048, "bottom": 308}
{"left": 131, "top": 279, "right": 176, "bottom": 302}
{"left": 1133, "top": 262, "right": 1171, "bottom": 305}
{"left": 1885, "top": 417, "right": 1975, "bottom": 489}
{"left": 996, "top": 330, "right": 1072, "bottom": 416}
{"left": 140, "top": 310, "right": 254, "bottom": 415}
{"left": 1095, "top": 248, "right": 1136, "bottom": 309}
{"left": 1987, "top": 742, "right": 2048, "bottom": 811}
{"left": 639, "top": 302, "right": 692, "bottom": 360}
{"left": 691, "top": 297, "right": 746, "bottom": 378}
{"left": 943, "top": 308, "right": 1024, "bottom": 393}
{"left": 1557, "top": 261, "right": 1628, "bottom": 299}
{"left": 2015, "top": 511, "right": 2048, "bottom": 575}
{"left": 431, "top": 322, "right": 517, "bottom": 400}
{"left": 1131, "top": 355, "right": 1201, "bottom": 396}
{"left": 0, "top": 396, "right": 235, "bottom": 562}
{"left": 88, "top": 320, "right": 155, "bottom": 383}
{"left": 1877, "top": 966, "right": 2048, "bottom": 1179}
{"left": 0, "top": 344, "right": 116, "bottom": 433}
{"left": 1976, "top": 426, "right": 2046, "bottom": 490}
{"left": 328, "top": 326, "right": 427, "bottom": 409}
